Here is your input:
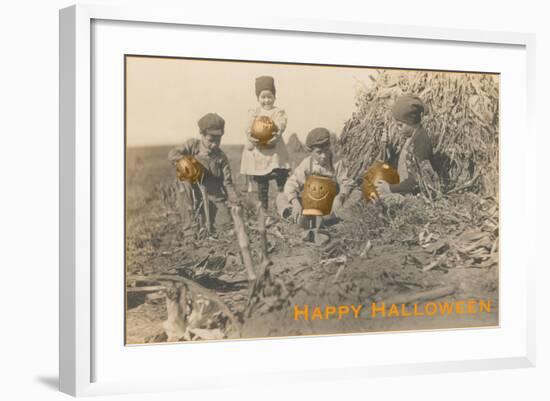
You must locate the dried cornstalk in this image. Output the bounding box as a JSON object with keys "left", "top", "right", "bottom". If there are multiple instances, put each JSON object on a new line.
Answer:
{"left": 127, "top": 274, "right": 240, "bottom": 335}
{"left": 256, "top": 202, "right": 272, "bottom": 268}
{"left": 230, "top": 205, "right": 257, "bottom": 281}
{"left": 359, "top": 240, "right": 372, "bottom": 259}
{"left": 337, "top": 70, "right": 499, "bottom": 196}
{"left": 197, "top": 183, "right": 211, "bottom": 233}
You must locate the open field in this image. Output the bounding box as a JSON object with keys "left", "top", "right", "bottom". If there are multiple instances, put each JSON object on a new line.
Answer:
{"left": 125, "top": 144, "right": 498, "bottom": 344}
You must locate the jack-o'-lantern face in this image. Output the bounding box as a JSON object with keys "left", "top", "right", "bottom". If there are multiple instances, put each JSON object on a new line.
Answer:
{"left": 177, "top": 164, "right": 198, "bottom": 180}
{"left": 176, "top": 156, "right": 203, "bottom": 183}
{"left": 307, "top": 181, "right": 330, "bottom": 201}
{"left": 362, "top": 161, "right": 400, "bottom": 201}
{"left": 302, "top": 175, "right": 337, "bottom": 216}
{"left": 251, "top": 116, "right": 277, "bottom": 143}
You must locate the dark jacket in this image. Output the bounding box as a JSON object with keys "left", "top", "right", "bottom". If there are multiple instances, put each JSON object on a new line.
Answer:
{"left": 387, "top": 127, "right": 435, "bottom": 194}
{"left": 168, "top": 138, "right": 237, "bottom": 202}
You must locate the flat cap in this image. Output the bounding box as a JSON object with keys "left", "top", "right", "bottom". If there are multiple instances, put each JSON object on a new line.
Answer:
{"left": 305, "top": 127, "right": 331, "bottom": 150}
{"left": 391, "top": 95, "right": 425, "bottom": 125}
{"left": 197, "top": 113, "right": 225, "bottom": 134}
{"left": 255, "top": 76, "right": 276, "bottom": 97}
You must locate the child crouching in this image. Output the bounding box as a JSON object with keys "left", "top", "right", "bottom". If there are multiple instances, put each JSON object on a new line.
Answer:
{"left": 374, "top": 94, "right": 439, "bottom": 199}
{"left": 276, "top": 127, "right": 355, "bottom": 227}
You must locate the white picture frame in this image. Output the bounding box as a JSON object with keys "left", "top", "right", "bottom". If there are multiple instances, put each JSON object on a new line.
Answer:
{"left": 59, "top": 4, "right": 536, "bottom": 397}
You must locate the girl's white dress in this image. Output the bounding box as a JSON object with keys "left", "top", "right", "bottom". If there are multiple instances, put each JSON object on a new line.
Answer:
{"left": 240, "top": 106, "right": 291, "bottom": 176}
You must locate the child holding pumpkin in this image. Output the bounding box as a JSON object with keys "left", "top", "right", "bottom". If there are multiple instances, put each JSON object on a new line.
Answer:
{"left": 374, "top": 94, "right": 439, "bottom": 198}
{"left": 168, "top": 113, "right": 239, "bottom": 231}
{"left": 276, "top": 127, "right": 355, "bottom": 226}
{"left": 239, "top": 76, "right": 291, "bottom": 210}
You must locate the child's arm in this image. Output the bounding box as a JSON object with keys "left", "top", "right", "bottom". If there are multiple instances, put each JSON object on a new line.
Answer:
{"left": 334, "top": 160, "right": 356, "bottom": 199}
{"left": 389, "top": 129, "right": 432, "bottom": 194}
{"left": 266, "top": 109, "right": 288, "bottom": 146}
{"left": 245, "top": 108, "right": 261, "bottom": 145}
{"left": 285, "top": 159, "right": 308, "bottom": 222}
{"left": 388, "top": 177, "right": 418, "bottom": 194}
{"left": 272, "top": 109, "right": 287, "bottom": 134}
{"left": 284, "top": 158, "right": 308, "bottom": 203}
{"left": 220, "top": 153, "right": 239, "bottom": 204}
{"left": 168, "top": 138, "right": 197, "bottom": 165}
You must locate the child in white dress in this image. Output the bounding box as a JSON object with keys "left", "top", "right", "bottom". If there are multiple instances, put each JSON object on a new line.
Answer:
{"left": 240, "top": 76, "right": 291, "bottom": 210}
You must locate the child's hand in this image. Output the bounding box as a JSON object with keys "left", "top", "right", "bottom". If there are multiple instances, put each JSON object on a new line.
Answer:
{"left": 375, "top": 180, "right": 391, "bottom": 196}
{"left": 246, "top": 131, "right": 261, "bottom": 144}
{"left": 266, "top": 132, "right": 279, "bottom": 146}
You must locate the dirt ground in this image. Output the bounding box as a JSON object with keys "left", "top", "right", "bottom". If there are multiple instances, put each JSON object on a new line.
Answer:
{"left": 125, "top": 145, "right": 499, "bottom": 345}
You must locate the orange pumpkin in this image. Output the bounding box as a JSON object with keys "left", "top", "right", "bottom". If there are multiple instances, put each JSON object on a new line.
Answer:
{"left": 176, "top": 156, "right": 204, "bottom": 183}
{"left": 301, "top": 175, "right": 338, "bottom": 216}
{"left": 251, "top": 116, "right": 278, "bottom": 144}
{"left": 362, "top": 161, "right": 400, "bottom": 201}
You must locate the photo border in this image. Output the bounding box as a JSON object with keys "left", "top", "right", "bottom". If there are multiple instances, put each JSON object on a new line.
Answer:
{"left": 123, "top": 53, "right": 502, "bottom": 345}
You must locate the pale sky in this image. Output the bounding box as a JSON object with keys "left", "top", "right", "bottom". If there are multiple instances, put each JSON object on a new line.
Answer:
{"left": 125, "top": 56, "right": 375, "bottom": 147}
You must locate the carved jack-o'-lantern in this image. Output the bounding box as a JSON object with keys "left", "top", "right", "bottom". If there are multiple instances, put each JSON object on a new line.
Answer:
{"left": 176, "top": 155, "right": 204, "bottom": 183}
{"left": 301, "top": 175, "right": 338, "bottom": 216}
{"left": 362, "top": 161, "right": 400, "bottom": 201}
{"left": 251, "top": 116, "right": 278, "bottom": 144}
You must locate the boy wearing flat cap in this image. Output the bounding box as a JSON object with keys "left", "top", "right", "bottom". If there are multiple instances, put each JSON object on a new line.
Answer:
{"left": 276, "top": 127, "right": 355, "bottom": 225}
{"left": 168, "top": 113, "right": 239, "bottom": 231}
{"left": 375, "top": 95, "right": 439, "bottom": 197}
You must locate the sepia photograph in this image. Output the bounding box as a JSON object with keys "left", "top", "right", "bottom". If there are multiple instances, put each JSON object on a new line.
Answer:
{"left": 124, "top": 55, "right": 499, "bottom": 345}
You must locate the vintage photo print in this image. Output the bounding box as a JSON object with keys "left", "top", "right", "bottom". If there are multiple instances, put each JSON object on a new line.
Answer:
{"left": 125, "top": 55, "right": 499, "bottom": 344}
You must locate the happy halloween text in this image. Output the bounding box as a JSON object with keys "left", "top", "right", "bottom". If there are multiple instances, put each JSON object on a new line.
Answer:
{"left": 293, "top": 300, "right": 492, "bottom": 321}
